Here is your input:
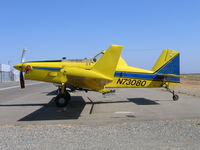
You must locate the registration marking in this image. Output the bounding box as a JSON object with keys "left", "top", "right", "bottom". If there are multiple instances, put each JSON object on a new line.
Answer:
{"left": 116, "top": 78, "right": 147, "bottom": 86}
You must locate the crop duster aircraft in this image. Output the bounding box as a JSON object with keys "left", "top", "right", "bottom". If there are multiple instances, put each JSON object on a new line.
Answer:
{"left": 14, "top": 45, "right": 180, "bottom": 107}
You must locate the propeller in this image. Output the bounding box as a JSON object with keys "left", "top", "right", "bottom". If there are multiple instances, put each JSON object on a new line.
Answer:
{"left": 20, "top": 71, "right": 25, "bottom": 88}
{"left": 20, "top": 48, "right": 26, "bottom": 88}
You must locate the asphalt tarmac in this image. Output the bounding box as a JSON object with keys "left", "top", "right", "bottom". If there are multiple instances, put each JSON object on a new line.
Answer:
{"left": 0, "top": 81, "right": 200, "bottom": 149}
{"left": 0, "top": 81, "right": 200, "bottom": 124}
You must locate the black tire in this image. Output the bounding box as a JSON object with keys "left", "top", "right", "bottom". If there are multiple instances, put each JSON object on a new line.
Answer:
{"left": 55, "top": 93, "right": 71, "bottom": 107}
{"left": 173, "top": 94, "right": 179, "bottom": 101}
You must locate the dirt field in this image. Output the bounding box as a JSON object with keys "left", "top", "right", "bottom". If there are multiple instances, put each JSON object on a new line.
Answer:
{"left": 173, "top": 74, "right": 200, "bottom": 97}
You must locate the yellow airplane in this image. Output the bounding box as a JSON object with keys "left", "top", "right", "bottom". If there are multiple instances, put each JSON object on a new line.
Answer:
{"left": 14, "top": 45, "right": 180, "bottom": 107}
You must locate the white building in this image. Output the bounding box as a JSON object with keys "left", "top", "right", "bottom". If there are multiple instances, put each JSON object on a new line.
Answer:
{"left": 12, "top": 69, "right": 19, "bottom": 81}
{"left": 0, "top": 64, "right": 19, "bottom": 82}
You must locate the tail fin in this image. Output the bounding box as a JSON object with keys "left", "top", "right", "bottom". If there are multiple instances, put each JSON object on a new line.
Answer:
{"left": 152, "top": 49, "right": 180, "bottom": 76}
{"left": 92, "top": 45, "right": 123, "bottom": 78}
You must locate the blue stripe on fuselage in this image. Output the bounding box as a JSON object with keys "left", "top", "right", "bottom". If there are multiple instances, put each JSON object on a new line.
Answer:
{"left": 32, "top": 67, "right": 61, "bottom": 71}
{"left": 114, "top": 72, "right": 180, "bottom": 82}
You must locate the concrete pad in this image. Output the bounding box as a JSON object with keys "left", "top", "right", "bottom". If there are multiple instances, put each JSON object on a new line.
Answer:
{"left": 0, "top": 82, "right": 200, "bottom": 125}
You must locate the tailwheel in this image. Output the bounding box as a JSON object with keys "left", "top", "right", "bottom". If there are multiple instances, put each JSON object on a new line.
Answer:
{"left": 55, "top": 92, "right": 71, "bottom": 107}
{"left": 173, "top": 94, "right": 179, "bottom": 101}
{"left": 163, "top": 84, "right": 179, "bottom": 101}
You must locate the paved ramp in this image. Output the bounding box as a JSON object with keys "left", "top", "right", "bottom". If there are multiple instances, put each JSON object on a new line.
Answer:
{"left": 0, "top": 81, "right": 200, "bottom": 125}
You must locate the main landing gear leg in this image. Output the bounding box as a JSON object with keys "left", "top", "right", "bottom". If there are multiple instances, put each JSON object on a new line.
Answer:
{"left": 55, "top": 84, "right": 71, "bottom": 107}
{"left": 163, "top": 85, "right": 179, "bottom": 101}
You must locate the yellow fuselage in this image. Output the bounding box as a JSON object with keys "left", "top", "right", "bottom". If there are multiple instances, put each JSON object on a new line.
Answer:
{"left": 14, "top": 59, "right": 178, "bottom": 92}
{"left": 14, "top": 45, "right": 180, "bottom": 93}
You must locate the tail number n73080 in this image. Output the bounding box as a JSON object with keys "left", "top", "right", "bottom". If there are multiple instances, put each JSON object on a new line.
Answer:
{"left": 116, "top": 78, "right": 147, "bottom": 86}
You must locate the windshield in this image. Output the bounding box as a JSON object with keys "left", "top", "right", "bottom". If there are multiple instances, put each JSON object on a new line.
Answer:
{"left": 93, "top": 51, "right": 105, "bottom": 62}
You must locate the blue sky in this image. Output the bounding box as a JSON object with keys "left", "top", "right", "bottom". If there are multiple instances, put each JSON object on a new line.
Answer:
{"left": 0, "top": 0, "right": 199, "bottom": 73}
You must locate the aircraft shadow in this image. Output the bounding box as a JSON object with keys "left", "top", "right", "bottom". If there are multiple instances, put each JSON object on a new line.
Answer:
{"left": 0, "top": 90, "right": 160, "bottom": 121}
{"left": 46, "top": 90, "right": 58, "bottom": 95}
{"left": 18, "top": 96, "right": 86, "bottom": 121}
{"left": 127, "top": 98, "right": 160, "bottom": 105}
{"left": 41, "top": 90, "right": 58, "bottom": 95}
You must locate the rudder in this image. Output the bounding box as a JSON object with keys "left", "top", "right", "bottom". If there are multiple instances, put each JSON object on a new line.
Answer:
{"left": 152, "top": 49, "right": 180, "bottom": 75}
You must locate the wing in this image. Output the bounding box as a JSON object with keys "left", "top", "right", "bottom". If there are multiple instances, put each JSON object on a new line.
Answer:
{"left": 65, "top": 45, "right": 123, "bottom": 93}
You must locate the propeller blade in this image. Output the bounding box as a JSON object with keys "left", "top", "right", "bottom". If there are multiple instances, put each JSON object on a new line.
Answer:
{"left": 21, "top": 48, "right": 26, "bottom": 63}
{"left": 20, "top": 71, "right": 25, "bottom": 89}
{"left": 19, "top": 48, "right": 26, "bottom": 88}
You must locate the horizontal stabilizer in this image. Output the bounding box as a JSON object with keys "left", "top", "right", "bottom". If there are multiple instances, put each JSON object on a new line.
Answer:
{"left": 156, "top": 74, "right": 182, "bottom": 78}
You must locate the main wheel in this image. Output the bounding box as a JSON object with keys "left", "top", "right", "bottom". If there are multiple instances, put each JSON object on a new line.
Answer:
{"left": 173, "top": 94, "right": 179, "bottom": 101}
{"left": 55, "top": 93, "right": 71, "bottom": 107}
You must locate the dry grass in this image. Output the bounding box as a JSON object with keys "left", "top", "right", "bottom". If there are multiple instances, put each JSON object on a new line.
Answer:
{"left": 173, "top": 74, "right": 200, "bottom": 97}
{"left": 182, "top": 74, "right": 200, "bottom": 81}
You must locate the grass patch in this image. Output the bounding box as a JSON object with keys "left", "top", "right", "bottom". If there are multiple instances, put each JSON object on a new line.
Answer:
{"left": 182, "top": 74, "right": 200, "bottom": 81}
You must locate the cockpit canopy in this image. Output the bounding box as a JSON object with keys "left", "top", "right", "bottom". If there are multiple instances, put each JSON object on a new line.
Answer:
{"left": 62, "top": 50, "right": 105, "bottom": 63}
